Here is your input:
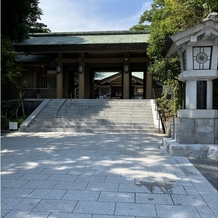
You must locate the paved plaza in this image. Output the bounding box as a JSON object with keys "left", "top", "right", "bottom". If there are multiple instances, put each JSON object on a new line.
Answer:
{"left": 1, "top": 132, "right": 218, "bottom": 218}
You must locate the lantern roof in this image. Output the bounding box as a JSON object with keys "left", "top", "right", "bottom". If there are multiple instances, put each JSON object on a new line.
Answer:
{"left": 163, "top": 12, "right": 218, "bottom": 58}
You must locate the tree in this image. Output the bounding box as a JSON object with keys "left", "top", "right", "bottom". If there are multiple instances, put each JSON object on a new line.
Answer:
{"left": 1, "top": 0, "right": 50, "bottom": 87}
{"left": 1, "top": 36, "right": 24, "bottom": 87}
{"left": 131, "top": 0, "right": 164, "bottom": 31}
{"left": 2, "top": 0, "right": 50, "bottom": 42}
{"left": 1, "top": 0, "right": 50, "bottom": 122}
{"left": 131, "top": 0, "right": 218, "bottom": 115}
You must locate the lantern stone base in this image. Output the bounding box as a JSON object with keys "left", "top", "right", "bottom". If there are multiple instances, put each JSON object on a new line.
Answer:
{"left": 178, "top": 109, "right": 218, "bottom": 119}
{"left": 173, "top": 110, "right": 218, "bottom": 144}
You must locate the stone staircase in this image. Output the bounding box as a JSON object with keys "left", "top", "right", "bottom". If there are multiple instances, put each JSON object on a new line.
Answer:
{"left": 21, "top": 99, "right": 156, "bottom": 133}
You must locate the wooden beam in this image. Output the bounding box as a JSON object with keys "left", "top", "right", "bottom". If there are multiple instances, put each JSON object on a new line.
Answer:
{"left": 129, "top": 57, "right": 149, "bottom": 62}
{"left": 84, "top": 58, "right": 123, "bottom": 63}
{"left": 61, "top": 57, "right": 149, "bottom": 64}
{"left": 62, "top": 59, "right": 78, "bottom": 63}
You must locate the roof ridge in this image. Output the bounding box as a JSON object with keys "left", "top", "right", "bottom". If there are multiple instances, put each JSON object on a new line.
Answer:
{"left": 28, "top": 30, "right": 150, "bottom": 37}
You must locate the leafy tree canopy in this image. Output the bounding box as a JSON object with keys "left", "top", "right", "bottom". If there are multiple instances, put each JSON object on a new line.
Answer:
{"left": 2, "top": 0, "right": 50, "bottom": 42}
{"left": 1, "top": 0, "right": 50, "bottom": 98}
{"left": 131, "top": 0, "right": 218, "bottom": 113}
{"left": 1, "top": 36, "right": 22, "bottom": 85}
{"left": 131, "top": 0, "right": 217, "bottom": 81}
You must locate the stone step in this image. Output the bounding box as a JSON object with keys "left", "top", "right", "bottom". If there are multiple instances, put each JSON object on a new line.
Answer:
{"left": 67, "top": 106, "right": 152, "bottom": 109}
{"left": 42, "top": 109, "right": 153, "bottom": 114}
{"left": 68, "top": 103, "right": 152, "bottom": 106}
{"left": 36, "top": 117, "right": 154, "bottom": 121}
{"left": 33, "top": 120, "right": 154, "bottom": 125}
{"left": 27, "top": 126, "right": 155, "bottom": 132}
{"left": 24, "top": 127, "right": 156, "bottom": 133}
{"left": 65, "top": 109, "right": 152, "bottom": 113}
{"left": 56, "top": 116, "right": 154, "bottom": 120}
{"left": 68, "top": 99, "right": 150, "bottom": 102}
{"left": 22, "top": 99, "right": 156, "bottom": 133}
{"left": 65, "top": 109, "right": 152, "bottom": 112}
{"left": 41, "top": 107, "right": 152, "bottom": 112}
{"left": 29, "top": 122, "right": 155, "bottom": 128}
{"left": 37, "top": 111, "right": 153, "bottom": 116}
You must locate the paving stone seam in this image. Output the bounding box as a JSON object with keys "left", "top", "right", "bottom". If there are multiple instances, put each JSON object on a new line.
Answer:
{"left": 31, "top": 198, "right": 43, "bottom": 213}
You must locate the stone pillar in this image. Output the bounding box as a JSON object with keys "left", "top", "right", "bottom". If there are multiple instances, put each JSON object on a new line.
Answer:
{"left": 56, "top": 54, "right": 63, "bottom": 98}
{"left": 186, "top": 81, "right": 197, "bottom": 109}
{"left": 207, "top": 80, "right": 213, "bottom": 109}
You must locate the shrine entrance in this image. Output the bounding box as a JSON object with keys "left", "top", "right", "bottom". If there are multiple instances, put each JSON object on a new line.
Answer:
{"left": 93, "top": 70, "right": 123, "bottom": 99}
{"left": 14, "top": 31, "right": 153, "bottom": 100}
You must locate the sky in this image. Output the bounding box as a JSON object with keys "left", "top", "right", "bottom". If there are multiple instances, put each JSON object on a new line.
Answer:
{"left": 38, "top": 0, "right": 152, "bottom": 32}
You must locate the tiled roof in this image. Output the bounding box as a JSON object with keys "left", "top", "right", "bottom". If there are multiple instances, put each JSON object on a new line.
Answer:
{"left": 94, "top": 72, "right": 144, "bottom": 81}
{"left": 16, "top": 31, "right": 150, "bottom": 46}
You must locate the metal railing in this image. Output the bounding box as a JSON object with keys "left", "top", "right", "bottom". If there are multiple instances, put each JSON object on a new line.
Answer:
{"left": 53, "top": 91, "right": 74, "bottom": 120}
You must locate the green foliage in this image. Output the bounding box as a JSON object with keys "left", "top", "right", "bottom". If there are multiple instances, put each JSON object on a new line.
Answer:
{"left": 1, "top": 101, "right": 28, "bottom": 129}
{"left": 1, "top": 36, "right": 28, "bottom": 90}
{"left": 1, "top": 0, "right": 50, "bottom": 99}
{"left": 2, "top": 0, "right": 50, "bottom": 42}
{"left": 130, "top": 0, "right": 165, "bottom": 31}
{"left": 29, "top": 22, "right": 51, "bottom": 34}
{"left": 130, "top": 24, "right": 150, "bottom": 31}
{"left": 1, "top": 115, "right": 28, "bottom": 130}
{"left": 131, "top": 0, "right": 218, "bottom": 115}
{"left": 181, "top": 0, "right": 218, "bottom": 18}
{"left": 9, "top": 116, "right": 28, "bottom": 127}
{"left": 156, "top": 79, "right": 182, "bottom": 118}
{"left": 150, "top": 57, "right": 181, "bottom": 83}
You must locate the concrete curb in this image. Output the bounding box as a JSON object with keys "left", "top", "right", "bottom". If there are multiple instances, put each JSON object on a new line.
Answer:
{"left": 19, "top": 99, "right": 50, "bottom": 132}
{"left": 163, "top": 137, "right": 218, "bottom": 160}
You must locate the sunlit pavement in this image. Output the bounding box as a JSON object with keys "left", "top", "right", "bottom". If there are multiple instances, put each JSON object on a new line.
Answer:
{"left": 1, "top": 132, "right": 218, "bottom": 218}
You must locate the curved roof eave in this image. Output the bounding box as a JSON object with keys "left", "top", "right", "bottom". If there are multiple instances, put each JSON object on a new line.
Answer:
{"left": 162, "top": 12, "right": 218, "bottom": 58}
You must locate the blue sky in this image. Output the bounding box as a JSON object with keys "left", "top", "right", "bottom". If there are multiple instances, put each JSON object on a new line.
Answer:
{"left": 39, "top": 0, "right": 152, "bottom": 32}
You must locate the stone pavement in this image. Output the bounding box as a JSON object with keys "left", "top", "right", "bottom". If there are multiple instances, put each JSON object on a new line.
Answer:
{"left": 1, "top": 132, "right": 218, "bottom": 218}
{"left": 187, "top": 157, "right": 218, "bottom": 191}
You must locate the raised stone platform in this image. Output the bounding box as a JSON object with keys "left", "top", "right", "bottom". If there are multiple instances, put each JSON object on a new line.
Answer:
{"left": 163, "top": 137, "right": 218, "bottom": 160}
{"left": 173, "top": 110, "right": 218, "bottom": 144}
{"left": 178, "top": 109, "right": 218, "bottom": 119}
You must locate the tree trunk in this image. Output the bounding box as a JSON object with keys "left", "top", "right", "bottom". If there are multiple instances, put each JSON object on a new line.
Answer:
{"left": 19, "top": 91, "right": 25, "bottom": 117}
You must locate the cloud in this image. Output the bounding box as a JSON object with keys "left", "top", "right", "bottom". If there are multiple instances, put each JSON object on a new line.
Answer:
{"left": 125, "top": 1, "right": 152, "bottom": 25}
{"left": 141, "top": 2, "right": 153, "bottom": 13}
{"left": 39, "top": 0, "right": 152, "bottom": 32}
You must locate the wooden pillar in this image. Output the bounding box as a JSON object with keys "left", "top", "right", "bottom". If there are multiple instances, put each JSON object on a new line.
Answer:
{"left": 146, "top": 70, "right": 152, "bottom": 99}
{"left": 64, "top": 69, "right": 69, "bottom": 98}
{"left": 123, "top": 53, "right": 130, "bottom": 99}
{"left": 56, "top": 54, "right": 63, "bottom": 98}
{"left": 78, "top": 53, "right": 85, "bottom": 99}
{"left": 33, "top": 70, "right": 36, "bottom": 88}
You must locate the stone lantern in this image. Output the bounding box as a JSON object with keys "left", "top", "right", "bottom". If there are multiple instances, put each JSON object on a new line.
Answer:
{"left": 163, "top": 12, "right": 218, "bottom": 144}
